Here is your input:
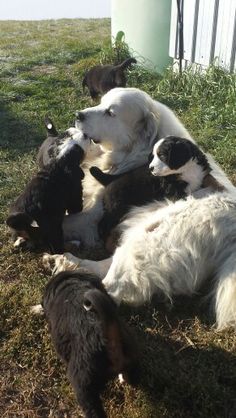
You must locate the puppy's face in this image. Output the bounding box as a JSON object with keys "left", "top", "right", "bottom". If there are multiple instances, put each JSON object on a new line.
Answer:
{"left": 75, "top": 87, "right": 158, "bottom": 151}
{"left": 149, "top": 136, "right": 192, "bottom": 176}
{"left": 57, "top": 129, "right": 91, "bottom": 160}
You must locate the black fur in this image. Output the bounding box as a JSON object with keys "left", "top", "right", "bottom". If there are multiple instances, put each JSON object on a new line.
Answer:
{"left": 37, "top": 117, "right": 68, "bottom": 169}
{"left": 90, "top": 164, "right": 188, "bottom": 243}
{"left": 90, "top": 136, "right": 211, "bottom": 247}
{"left": 43, "top": 269, "right": 139, "bottom": 418}
{"left": 7, "top": 125, "right": 85, "bottom": 253}
{"left": 157, "top": 136, "right": 210, "bottom": 171}
{"left": 82, "top": 58, "right": 137, "bottom": 99}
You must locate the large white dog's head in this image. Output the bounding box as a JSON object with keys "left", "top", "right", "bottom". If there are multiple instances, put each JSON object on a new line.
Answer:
{"left": 75, "top": 87, "right": 159, "bottom": 152}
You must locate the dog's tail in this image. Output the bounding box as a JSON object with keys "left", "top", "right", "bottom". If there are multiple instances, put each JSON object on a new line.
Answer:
{"left": 90, "top": 166, "right": 123, "bottom": 187}
{"left": 116, "top": 57, "right": 137, "bottom": 70}
{"left": 214, "top": 251, "right": 236, "bottom": 330}
{"left": 83, "top": 288, "right": 118, "bottom": 322}
{"left": 44, "top": 116, "right": 58, "bottom": 137}
{"left": 6, "top": 212, "right": 34, "bottom": 232}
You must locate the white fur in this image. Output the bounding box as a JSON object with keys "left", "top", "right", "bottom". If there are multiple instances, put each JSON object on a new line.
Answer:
{"left": 102, "top": 191, "right": 236, "bottom": 329}
{"left": 57, "top": 129, "right": 90, "bottom": 160}
{"left": 30, "top": 304, "right": 44, "bottom": 315}
{"left": 63, "top": 87, "right": 233, "bottom": 246}
{"left": 150, "top": 153, "right": 206, "bottom": 193}
{"left": 46, "top": 190, "right": 236, "bottom": 330}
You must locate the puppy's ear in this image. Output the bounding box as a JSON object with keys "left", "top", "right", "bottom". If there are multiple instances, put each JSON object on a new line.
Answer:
{"left": 168, "top": 141, "right": 192, "bottom": 169}
{"left": 136, "top": 111, "right": 159, "bottom": 146}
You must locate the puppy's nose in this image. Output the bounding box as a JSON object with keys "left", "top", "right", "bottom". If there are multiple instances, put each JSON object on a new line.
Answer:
{"left": 149, "top": 165, "right": 154, "bottom": 172}
{"left": 75, "top": 111, "right": 85, "bottom": 122}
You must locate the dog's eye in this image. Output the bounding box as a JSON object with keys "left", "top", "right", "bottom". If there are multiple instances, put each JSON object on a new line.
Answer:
{"left": 104, "top": 108, "right": 114, "bottom": 117}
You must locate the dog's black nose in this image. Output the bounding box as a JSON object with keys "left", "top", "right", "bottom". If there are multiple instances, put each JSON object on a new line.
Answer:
{"left": 76, "top": 111, "right": 85, "bottom": 122}
{"left": 150, "top": 166, "right": 154, "bottom": 172}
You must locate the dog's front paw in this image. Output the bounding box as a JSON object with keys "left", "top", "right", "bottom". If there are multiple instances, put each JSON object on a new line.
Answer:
{"left": 42, "top": 252, "right": 80, "bottom": 275}
{"left": 66, "top": 127, "right": 79, "bottom": 137}
{"left": 30, "top": 304, "right": 44, "bottom": 315}
{"left": 42, "top": 253, "right": 57, "bottom": 272}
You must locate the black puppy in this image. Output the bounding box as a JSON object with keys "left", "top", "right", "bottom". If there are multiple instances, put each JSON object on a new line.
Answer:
{"left": 37, "top": 116, "right": 61, "bottom": 169}
{"left": 90, "top": 136, "right": 211, "bottom": 247}
{"left": 82, "top": 57, "right": 137, "bottom": 99}
{"left": 7, "top": 119, "right": 89, "bottom": 253}
{"left": 43, "top": 269, "right": 139, "bottom": 418}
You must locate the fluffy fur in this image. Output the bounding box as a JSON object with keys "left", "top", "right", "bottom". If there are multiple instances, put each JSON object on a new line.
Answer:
{"left": 82, "top": 58, "right": 137, "bottom": 99}
{"left": 43, "top": 269, "right": 139, "bottom": 418}
{"left": 101, "top": 191, "right": 236, "bottom": 331}
{"left": 62, "top": 87, "right": 234, "bottom": 246}
{"left": 7, "top": 118, "right": 90, "bottom": 253}
{"left": 89, "top": 136, "right": 211, "bottom": 244}
{"left": 47, "top": 190, "right": 236, "bottom": 330}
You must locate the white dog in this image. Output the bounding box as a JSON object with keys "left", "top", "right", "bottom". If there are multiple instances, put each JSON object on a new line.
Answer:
{"left": 63, "top": 87, "right": 234, "bottom": 246}
{"left": 45, "top": 87, "right": 236, "bottom": 329}
{"left": 45, "top": 189, "right": 236, "bottom": 330}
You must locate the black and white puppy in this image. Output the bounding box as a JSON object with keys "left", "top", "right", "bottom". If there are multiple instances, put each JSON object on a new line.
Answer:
{"left": 43, "top": 269, "right": 139, "bottom": 418}
{"left": 82, "top": 57, "right": 137, "bottom": 99}
{"left": 7, "top": 119, "right": 90, "bottom": 253}
{"left": 37, "top": 116, "right": 61, "bottom": 169}
{"left": 90, "top": 136, "right": 211, "bottom": 249}
{"left": 149, "top": 136, "right": 210, "bottom": 191}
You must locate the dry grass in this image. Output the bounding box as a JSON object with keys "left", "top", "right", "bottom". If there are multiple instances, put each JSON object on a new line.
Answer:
{"left": 0, "top": 18, "right": 236, "bottom": 418}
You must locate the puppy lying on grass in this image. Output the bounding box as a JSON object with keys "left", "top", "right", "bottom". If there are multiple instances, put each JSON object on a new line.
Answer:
{"left": 42, "top": 269, "right": 139, "bottom": 418}
{"left": 90, "top": 136, "right": 212, "bottom": 247}
{"left": 82, "top": 57, "right": 137, "bottom": 99}
{"left": 6, "top": 118, "right": 90, "bottom": 253}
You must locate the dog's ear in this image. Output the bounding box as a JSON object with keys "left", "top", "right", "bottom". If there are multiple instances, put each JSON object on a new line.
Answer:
{"left": 136, "top": 111, "right": 159, "bottom": 146}
{"left": 168, "top": 141, "right": 192, "bottom": 169}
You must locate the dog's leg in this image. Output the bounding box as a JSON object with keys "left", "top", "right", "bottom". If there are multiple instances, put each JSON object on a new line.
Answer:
{"left": 39, "top": 218, "right": 64, "bottom": 254}
{"left": 214, "top": 251, "right": 236, "bottom": 330}
{"left": 42, "top": 252, "right": 80, "bottom": 274}
{"left": 80, "top": 257, "right": 113, "bottom": 279}
{"left": 68, "top": 371, "right": 107, "bottom": 418}
{"left": 77, "top": 389, "right": 107, "bottom": 418}
{"left": 42, "top": 252, "right": 112, "bottom": 278}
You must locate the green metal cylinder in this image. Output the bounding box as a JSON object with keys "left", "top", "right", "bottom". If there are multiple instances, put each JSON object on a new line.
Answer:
{"left": 111, "top": 0, "right": 173, "bottom": 73}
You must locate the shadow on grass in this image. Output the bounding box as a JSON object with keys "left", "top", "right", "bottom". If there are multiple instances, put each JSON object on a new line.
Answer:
{"left": 121, "top": 299, "right": 236, "bottom": 418}
{"left": 0, "top": 101, "right": 44, "bottom": 158}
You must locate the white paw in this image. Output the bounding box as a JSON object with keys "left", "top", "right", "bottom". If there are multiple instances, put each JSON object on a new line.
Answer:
{"left": 42, "top": 252, "right": 80, "bottom": 275}
{"left": 30, "top": 304, "right": 44, "bottom": 315}
{"left": 66, "top": 127, "right": 79, "bottom": 137}
{"left": 118, "top": 373, "right": 125, "bottom": 384}
{"left": 13, "top": 237, "right": 26, "bottom": 247}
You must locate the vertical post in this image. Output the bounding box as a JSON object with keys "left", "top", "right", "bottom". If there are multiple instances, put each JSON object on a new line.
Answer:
{"left": 176, "top": 0, "right": 184, "bottom": 74}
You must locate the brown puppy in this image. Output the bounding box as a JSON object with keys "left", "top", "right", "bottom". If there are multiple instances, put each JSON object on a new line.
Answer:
{"left": 82, "top": 57, "right": 137, "bottom": 99}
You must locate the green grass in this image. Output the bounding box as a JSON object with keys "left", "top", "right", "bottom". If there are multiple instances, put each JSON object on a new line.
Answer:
{"left": 0, "top": 19, "right": 236, "bottom": 418}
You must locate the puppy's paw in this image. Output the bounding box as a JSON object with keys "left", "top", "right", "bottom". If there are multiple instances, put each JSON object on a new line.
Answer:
{"left": 30, "top": 304, "right": 44, "bottom": 315}
{"left": 66, "top": 127, "right": 79, "bottom": 137}
{"left": 42, "top": 253, "right": 57, "bottom": 272}
{"left": 118, "top": 373, "right": 125, "bottom": 384}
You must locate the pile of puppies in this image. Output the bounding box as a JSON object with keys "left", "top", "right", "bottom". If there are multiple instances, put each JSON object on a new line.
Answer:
{"left": 7, "top": 117, "right": 89, "bottom": 253}
{"left": 7, "top": 122, "right": 213, "bottom": 417}
{"left": 6, "top": 60, "right": 227, "bottom": 417}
